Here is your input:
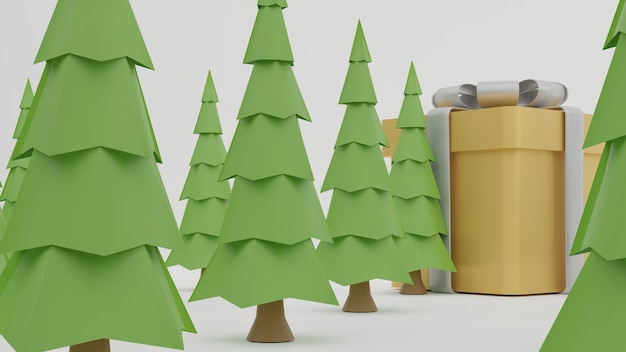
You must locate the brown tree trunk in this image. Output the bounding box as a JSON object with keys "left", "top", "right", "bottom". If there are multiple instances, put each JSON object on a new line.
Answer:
{"left": 247, "top": 300, "right": 294, "bottom": 343}
{"left": 400, "top": 270, "right": 427, "bottom": 295}
{"left": 69, "top": 339, "right": 110, "bottom": 352}
{"left": 343, "top": 281, "right": 377, "bottom": 312}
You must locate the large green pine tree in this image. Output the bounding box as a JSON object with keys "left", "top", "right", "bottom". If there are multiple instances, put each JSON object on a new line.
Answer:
{"left": 166, "top": 71, "right": 230, "bottom": 271}
{"left": 390, "top": 62, "right": 455, "bottom": 295}
{"left": 0, "top": 1, "right": 194, "bottom": 351}
{"left": 316, "top": 21, "right": 411, "bottom": 312}
{"left": 541, "top": 0, "right": 626, "bottom": 350}
{"left": 189, "top": 0, "right": 337, "bottom": 343}
{"left": 0, "top": 80, "right": 33, "bottom": 273}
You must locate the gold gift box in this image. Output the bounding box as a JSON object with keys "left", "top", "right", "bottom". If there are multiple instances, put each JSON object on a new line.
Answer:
{"left": 383, "top": 107, "right": 600, "bottom": 294}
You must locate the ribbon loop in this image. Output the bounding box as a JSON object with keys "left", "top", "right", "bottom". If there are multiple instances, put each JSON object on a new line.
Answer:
{"left": 432, "top": 79, "right": 568, "bottom": 109}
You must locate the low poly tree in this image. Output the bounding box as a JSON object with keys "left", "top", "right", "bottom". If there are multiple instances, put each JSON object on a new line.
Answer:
{"left": 390, "top": 62, "right": 456, "bottom": 295}
{"left": 189, "top": 0, "right": 338, "bottom": 343}
{"left": 166, "top": 71, "right": 230, "bottom": 274}
{"left": 0, "top": 1, "right": 195, "bottom": 351}
{"left": 541, "top": 0, "right": 626, "bottom": 350}
{"left": 1, "top": 80, "right": 33, "bottom": 222}
{"left": 316, "top": 21, "right": 411, "bottom": 313}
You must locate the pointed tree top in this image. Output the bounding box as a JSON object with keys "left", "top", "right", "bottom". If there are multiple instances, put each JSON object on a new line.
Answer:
{"left": 202, "top": 71, "right": 219, "bottom": 103}
{"left": 14, "top": 80, "right": 34, "bottom": 139}
{"left": 606, "top": 0, "right": 626, "bottom": 49}
{"left": 350, "top": 21, "right": 372, "bottom": 63}
{"left": 258, "top": 0, "right": 288, "bottom": 8}
{"left": 243, "top": 3, "right": 294, "bottom": 64}
{"left": 404, "top": 62, "right": 422, "bottom": 95}
{"left": 35, "top": 0, "right": 153, "bottom": 69}
{"left": 19, "top": 80, "right": 34, "bottom": 109}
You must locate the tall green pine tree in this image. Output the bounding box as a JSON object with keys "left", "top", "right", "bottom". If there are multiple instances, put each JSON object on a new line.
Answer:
{"left": 0, "top": 1, "right": 194, "bottom": 351}
{"left": 316, "top": 21, "right": 411, "bottom": 312}
{"left": 190, "top": 0, "right": 337, "bottom": 342}
{"left": 541, "top": 0, "right": 626, "bottom": 349}
{"left": 390, "top": 62, "right": 455, "bottom": 295}
{"left": 166, "top": 71, "right": 230, "bottom": 271}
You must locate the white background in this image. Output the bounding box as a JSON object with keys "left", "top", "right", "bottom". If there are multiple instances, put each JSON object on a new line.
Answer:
{"left": 0, "top": 1, "right": 617, "bottom": 351}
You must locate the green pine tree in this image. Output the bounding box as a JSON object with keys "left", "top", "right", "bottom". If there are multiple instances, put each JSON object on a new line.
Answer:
{"left": 541, "top": 0, "right": 626, "bottom": 350}
{"left": 390, "top": 62, "right": 455, "bottom": 295}
{"left": 0, "top": 1, "right": 194, "bottom": 351}
{"left": 0, "top": 80, "right": 33, "bottom": 273}
{"left": 166, "top": 71, "right": 230, "bottom": 272}
{"left": 316, "top": 21, "right": 411, "bottom": 313}
{"left": 189, "top": 0, "right": 337, "bottom": 343}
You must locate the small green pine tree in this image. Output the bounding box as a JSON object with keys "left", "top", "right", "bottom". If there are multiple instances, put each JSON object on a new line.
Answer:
{"left": 166, "top": 71, "right": 230, "bottom": 271}
{"left": 316, "top": 21, "right": 411, "bottom": 312}
{"left": 390, "top": 62, "right": 455, "bottom": 295}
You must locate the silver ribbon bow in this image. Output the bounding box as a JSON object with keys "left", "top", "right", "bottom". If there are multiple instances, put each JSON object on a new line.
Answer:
{"left": 432, "top": 79, "right": 568, "bottom": 109}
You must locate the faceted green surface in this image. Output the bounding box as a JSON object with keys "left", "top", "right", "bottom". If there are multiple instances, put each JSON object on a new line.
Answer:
{"left": 389, "top": 62, "right": 454, "bottom": 276}
{"left": 197, "top": 0, "right": 336, "bottom": 310}
{"left": 396, "top": 95, "right": 426, "bottom": 128}
{"left": 605, "top": 0, "right": 626, "bottom": 49}
{"left": 334, "top": 103, "right": 388, "bottom": 148}
{"left": 168, "top": 72, "right": 230, "bottom": 271}
{"left": 180, "top": 164, "right": 230, "bottom": 201}
{"left": 194, "top": 103, "right": 223, "bottom": 134}
{"left": 540, "top": 251, "right": 626, "bottom": 351}
{"left": 390, "top": 159, "right": 441, "bottom": 199}
{"left": 394, "top": 234, "right": 456, "bottom": 272}
{"left": 571, "top": 137, "right": 626, "bottom": 260}
{"left": 0, "top": 166, "right": 27, "bottom": 203}
{"left": 349, "top": 21, "right": 371, "bottom": 63}
{"left": 179, "top": 198, "right": 228, "bottom": 237}
{"left": 220, "top": 114, "right": 313, "bottom": 181}
{"left": 189, "top": 134, "right": 227, "bottom": 167}
{"left": 219, "top": 175, "right": 332, "bottom": 245}
{"left": 166, "top": 233, "right": 219, "bottom": 270}
{"left": 0, "top": 246, "right": 194, "bottom": 352}
{"left": 318, "top": 23, "right": 408, "bottom": 289}
{"left": 586, "top": 36, "right": 626, "bottom": 147}
{"left": 201, "top": 71, "right": 218, "bottom": 103}
{"left": 326, "top": 188, "right": 404, "bottom": 241}
{"left": 6, "top": 157, "right": 29, "bottom": 170}
{"left": 1, "top": 203, "right": 14, "bottom": 223}
{"left": 322, "top": 142, "right": 390, "bottom": 192}
{"left": 392, "top": 128, "right": 435, "bottom": 163}
{"left": 238, "top": 61, "right": 310, "bottom": 120}
{"left": 35, "top": 0, "right": 153, "bottom": 68}
{"left": 393, "top": 196, "right": 447, "bottom": 237}
{"left": 403, "top": 62, "right": 422, "bottom": 95}
{"left": 13, "top": 80, "right": 33, "bottom": 139}
{"left": 0, "top": 213, "right": 6, "bottom": 272}
{"left": 18, "top": 80, "right": 34, "bottom": 109}
{"left": 14, "top": 55, "right": 159, "bottom": 160}
{"left": 316, "top": 235, "right": 411, "bottom": 286}
{"left": 338, "top": 62, "right": 377, "bottom": 104}
{"left": 191, "top": 239, "right": 338, "bottom": 308}
{"left": 244, "top": 5, "right": 293, "bottom": 64}
{"left": 0, "top": 149, "right": 181, "bottom": 256}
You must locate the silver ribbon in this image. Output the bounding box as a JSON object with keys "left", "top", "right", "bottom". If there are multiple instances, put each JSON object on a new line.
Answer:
{"left": 432, "top": 79, "right": 568, "bottom": 109}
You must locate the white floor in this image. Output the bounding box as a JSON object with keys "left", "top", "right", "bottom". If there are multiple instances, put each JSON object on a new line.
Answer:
{"left": 0, "top": 266, "right": 566, "bottom": 352}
